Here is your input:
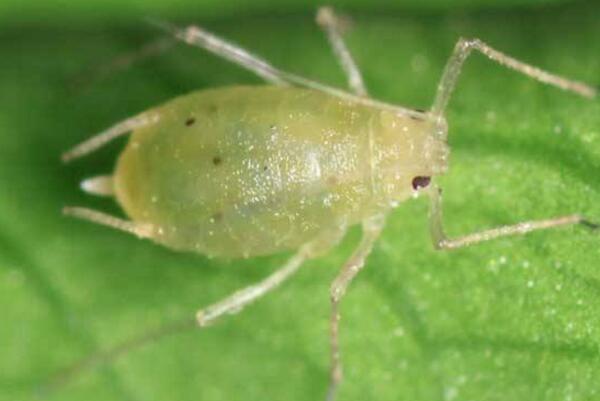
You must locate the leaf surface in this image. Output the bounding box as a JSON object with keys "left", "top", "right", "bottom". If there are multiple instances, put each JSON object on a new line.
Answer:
{"left": 1, "top": 2, "right": 599, "bottom": 401}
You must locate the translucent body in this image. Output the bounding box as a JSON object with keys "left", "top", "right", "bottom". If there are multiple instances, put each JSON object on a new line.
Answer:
{"left": 60, "top": 11, "right": 596, "bottom": 400}
{"left": 114, "top": 86, "right": 448, "bottom": 258}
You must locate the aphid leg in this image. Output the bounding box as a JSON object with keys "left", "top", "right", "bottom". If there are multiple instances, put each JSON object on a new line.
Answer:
{"left": 195, "top": 248, "right": 308, "bottom": 326}
{"left": 62, "top": 207, "right": 155, "bottom": 239}
{"left": 62, "top": 112, "right": 159, "bottom": 163}
{"left": 327, "top": 215, "right": 386, "bottom": 401}
{"left": 428, "top": 185, "right": 598, "bottom": 250}
{"left": 195, "top": 229, "right": 346, "bottom": 326}
{"left": 431, "top": 37, "right": 597, "bottom": 121}
{"left": 150, "top": 19, "right": 288, "bottom": 85}
{"left": 316, "top": 6, "right": 368, "bottom": 96}
{"left": 46, "top": 231, "right": 345, "bottom": 391}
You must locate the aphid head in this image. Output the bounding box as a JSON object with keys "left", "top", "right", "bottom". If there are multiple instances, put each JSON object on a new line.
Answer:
{"left": 376, "top": 110, "right": 449, "bottom": 203}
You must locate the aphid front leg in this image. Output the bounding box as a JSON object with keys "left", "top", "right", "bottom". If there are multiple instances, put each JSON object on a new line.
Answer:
{"left": 61, "top": 112, "right": 159, "bottom": 163}
{"left": 62, "top": 207, "right": 156, "bottom": 238}
{"left": 428, "top": 185, "right": 598, "bottom": 250}
{"left": 327, "top": 215, "right": 386, "bottom": 401}
{"left": 431, "top": 37, "right": 597, "bottom": 121}
{"left": 316, "top": 7, "right": 368, "bottom": 96}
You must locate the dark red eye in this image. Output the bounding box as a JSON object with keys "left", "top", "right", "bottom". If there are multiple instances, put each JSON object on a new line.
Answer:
{"left": 412, "top": 176, "right": 431, "bottom": 190}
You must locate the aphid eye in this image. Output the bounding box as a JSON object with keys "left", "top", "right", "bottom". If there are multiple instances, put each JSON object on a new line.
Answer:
{"left": 412, "top": 176, "right": 431, "bottom": 190}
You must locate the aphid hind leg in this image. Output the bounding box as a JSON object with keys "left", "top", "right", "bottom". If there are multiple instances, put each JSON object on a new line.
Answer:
{"left": 327, "top": 215, "right": 386, "bottom": 401}
{"left": 428, "top": 185, "right": 598, "bottom": 250}
{"left": 316, "top": 7, "right": 368, "bottom": 96}
{"left": 61, "top": 112, "right": 159, "bottom": 163}
{"left": 63, "top": 207, "right": 155, "bottom": 239}
{"left": 152, "top": 20, "right": 288, "bottom": 85}
{"left": 431, "top": 37, "right": 597, "bottom": 120}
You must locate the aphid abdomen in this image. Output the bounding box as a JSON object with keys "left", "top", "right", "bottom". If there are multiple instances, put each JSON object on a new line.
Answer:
{"left": 114, "top": 86, "right": 384, "bottom": 258}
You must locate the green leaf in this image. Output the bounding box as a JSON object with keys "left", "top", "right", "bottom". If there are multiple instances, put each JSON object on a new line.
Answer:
{"left": 1, "top": 2, "right": 600, "bottom": 401}
{"left": 0, "top": 0, "right": 587, "bottom": 24}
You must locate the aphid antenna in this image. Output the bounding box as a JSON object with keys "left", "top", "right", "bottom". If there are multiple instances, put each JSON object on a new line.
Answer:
{"left": 144, "top": 17, "right": 179, "bottom": 36}
{"left": 40, "top": 317, "right": 197, "bottom": 395}
{"left": 146, "top": 17, "right": 427, "bottom": 121}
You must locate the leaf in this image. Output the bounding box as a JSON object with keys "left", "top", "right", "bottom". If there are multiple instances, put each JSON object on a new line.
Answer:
{"left": 1, "top": 2, "right": 600, "bottom": 401}
{"left": 0, "top": 0, "right": 586, "bottom": 24}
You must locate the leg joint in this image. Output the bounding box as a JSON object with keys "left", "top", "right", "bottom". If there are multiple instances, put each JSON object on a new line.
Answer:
{"left": 433, "top": 238, "right": 453, "bottom": 251}
{"left": 457, "top": 37, "right": 482, "bottom": 49}
{"left": 316, "top": 6, "right": 335, "bottom": 27}
{"left": 329, "top": 285, "right": 345, "bottom": 304}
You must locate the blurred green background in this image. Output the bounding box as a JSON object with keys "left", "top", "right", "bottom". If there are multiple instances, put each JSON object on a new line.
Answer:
{"left": 1, "top": 1, "right": 600, "bottom": 401}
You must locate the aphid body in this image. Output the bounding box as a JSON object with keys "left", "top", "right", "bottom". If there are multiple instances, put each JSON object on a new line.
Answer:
{"left": 115, "top": 86, "right": 447, "bottom": 258}
{"left": 60, "top": 7, "right": 597, "bottom": 401}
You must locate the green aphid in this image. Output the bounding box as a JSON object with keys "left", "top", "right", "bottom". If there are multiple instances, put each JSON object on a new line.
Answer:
{"left": 61, "top": 7, "right": 597, "bottom": 400}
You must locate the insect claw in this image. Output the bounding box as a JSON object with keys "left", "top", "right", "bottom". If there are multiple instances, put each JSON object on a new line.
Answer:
{"left": 580, "top": 218, "right": 600, "bottom": 230}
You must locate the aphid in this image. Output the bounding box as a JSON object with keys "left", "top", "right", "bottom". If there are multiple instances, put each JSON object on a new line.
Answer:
{"left": 61, "top": 7, "right": 598, "bottom": 400}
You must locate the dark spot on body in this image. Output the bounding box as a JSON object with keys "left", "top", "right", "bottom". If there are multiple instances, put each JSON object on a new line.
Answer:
{"left": 185, "top": 117, "right": 196, "bottom": 126}
{"left": 212, "top": 156, "right": 222, "bottom": 166}
{"left": 263, "top": 165, "right": 269, "bottom": 171}
{"left": 412, "top": 176, "right": 431, "bottom": 190}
